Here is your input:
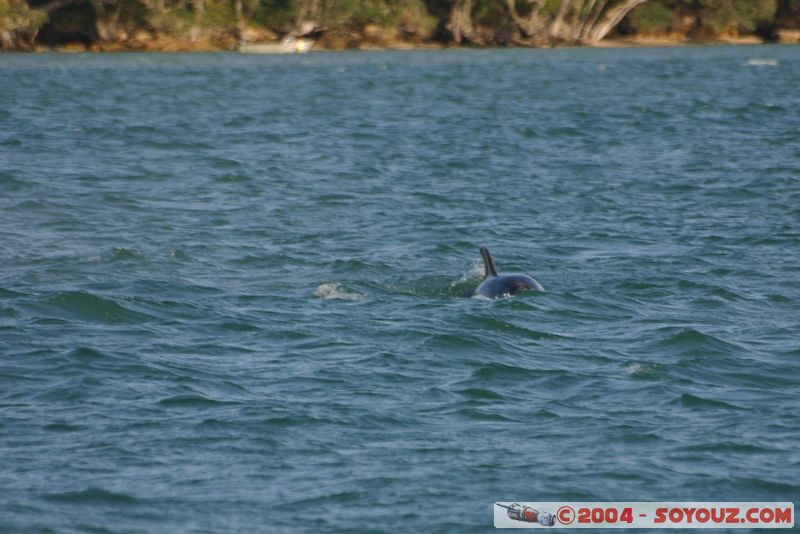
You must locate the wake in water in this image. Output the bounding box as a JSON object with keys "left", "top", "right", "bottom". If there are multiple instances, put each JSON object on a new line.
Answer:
{"left": 315, "top": 254, "right": 540, "bottom": 301}
{"left": 313, "top": 283, "right": 364, "bottom": 301}
{"left": 451, "top": 259, "right": 484, "bottom": 287}
{"left": 409, "top": 258, "right": 486, "bottom": 299}
{"left": 314, "top": 257, "right": 485, "bottom": 301}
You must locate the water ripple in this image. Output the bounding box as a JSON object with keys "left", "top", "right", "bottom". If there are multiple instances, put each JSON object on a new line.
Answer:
{"left": 2, "top": 47, "right": 799, "bottom": 531}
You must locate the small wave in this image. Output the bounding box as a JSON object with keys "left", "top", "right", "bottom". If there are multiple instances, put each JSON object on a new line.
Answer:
{"left": 0, "top": 137, "right": 22, "bottom": 148}
{"left": 315, "top": 193, "right": 356, "bottom": 203}
{"left": 215, "top": 172, "right": 252, "bottom": 183}
{"left": 745, "top": 58, "right": 778, "bottom": 67}
{"left": 43, "top": 423, "right": 84, "bottom": 432}
{"left": 764, "top": 293, "right": 791, "bottom": 303}
{"left": 35, "top": 291, "right": 154, "bottom": 325}
{"left": 674, "top": 393, "right": 742, "bottom": 410}
{"left": 313, "top": 283, "right": 364, "bottom": 301}
{"left": 470, "top": 362, "right": 565, "bottom": 381}
{"left": 0, "top": 287, "right": 27, "bottom": 299}
{"left": 219, "top": 321, "right": 261, "bottom": 332}
{"left": 454, "top": 387, "right": 504, "bottom": 401}
{"left": 727, "top": 477, "right": 798, "bottom": 494}
{"left": 656, "top": 327, "right": 742, "bottom": 355}
{"left": 455, "top": 408, "right": 512, "bottom": 421}
{"left": 143, "top": 139, "right": 213, "bottom": 150}
{"left": 623, "top": 362, "right": 667, "bottom": 380}
{"left": 43, "top": 487, "right": 138, "bottom": 504}
{"left": 124, "top": 124, "right": 159, "bottom": 134}
{"left": 205, "top": 156, "right": 242, "bottom": 169}
{"left": 465, "top": 316, "right": 562, "bottom": 339}
{"left": 109, "top": 247, "right": 142, "bottom": 262}
{"left": 0, "top": 306, "right": 19, "bottom": 318}
{"left": 158, "top": 395, "right": 237, "bottom": 407}
{"left": 257, "top": 415, "right": 338, "bottom": 427}
{"left": 421, "top": 333, "right": 495, "bottom": 351}
{"left": 69, "top": 347, "right": 109, "bottom": 361}
{"left": 283, "top": 489, "right": 362, "bottom": 507}
{"left": 677, "top": 442, "right": 773, "bottom": 454}
{"left": 330, "top": 258, "right": 375, "bottom": 272}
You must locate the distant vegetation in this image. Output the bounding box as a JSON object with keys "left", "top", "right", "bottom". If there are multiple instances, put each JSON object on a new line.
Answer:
{"left": 2, "top": 0, "right": 800, "bottom": 50}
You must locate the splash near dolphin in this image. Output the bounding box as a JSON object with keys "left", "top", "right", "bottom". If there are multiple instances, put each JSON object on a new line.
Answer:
{"left": 473, "top": 246, "right": 544, "bottom": 298}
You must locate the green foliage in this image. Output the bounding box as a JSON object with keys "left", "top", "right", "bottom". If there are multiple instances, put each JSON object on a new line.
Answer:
{"left": 511, "top": 0, "right": 564, "bottom": 18}
{"left": 248, "top": 0, "right": 426, "bottom": 31}
{"left": 628, "top": 1, "right": 674, "bottom": 33}
{"left": 700, "top": 0, "right": 777, "bottom": 32}
{"left": 473, "top": 0, "right": 509, "bottom": 27}
{"left": 202, "top": 0, "right": 237, "bottom": 29}
{"left": 314, "top": 0, "right": 414, "bottom": 29}
{"left": 146, "top": 8, "right": 194, "bottom": 33}
{"left": 120, "top": 0, "right": 151, "bottom": 31}
{"left": 0, "top": 0, "right": 47, "bottom": 33}
{"left": 541, "top": 0, "right": 564, "bottom": 17}
{"left": 394, "top": 0, "right": 436, "bottom": 35}
{"left": 251, "top": 0, "right": 295, "bottom": 29}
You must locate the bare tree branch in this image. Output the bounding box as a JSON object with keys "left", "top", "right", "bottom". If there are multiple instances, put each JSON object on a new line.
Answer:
{"left": 585, "top": 0, "right": 646, "bottom": 43}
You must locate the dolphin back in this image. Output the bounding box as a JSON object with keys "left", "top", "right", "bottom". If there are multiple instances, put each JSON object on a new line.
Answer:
{"left": 479, "top": 246, "right": 498, "bottom": 279}
{"left": 475, "top": 273, "right": 544, "bottom": 298}
{"left": 474, "top": 246, "right": 544, "bottom": 298}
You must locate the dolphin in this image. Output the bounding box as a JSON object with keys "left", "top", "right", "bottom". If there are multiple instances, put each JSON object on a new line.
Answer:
{"left": 473, "top": 246, "right": 544, "bottom": 298}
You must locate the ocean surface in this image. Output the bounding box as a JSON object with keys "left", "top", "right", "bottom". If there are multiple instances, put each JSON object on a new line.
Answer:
{"left": 1, "top": 45, "right": 799, "bottom": 532}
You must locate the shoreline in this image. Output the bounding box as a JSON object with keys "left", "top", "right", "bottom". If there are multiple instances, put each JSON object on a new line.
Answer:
{"left": 11, "top": 31, "right": 800, "bottom": 54}
{"left": 21, "top": 37, "right": 800, "bottom": 55}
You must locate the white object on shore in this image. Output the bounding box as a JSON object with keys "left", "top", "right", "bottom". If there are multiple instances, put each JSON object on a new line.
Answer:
{"left": 239, "top": 36, "right": 314, "bottom": 54}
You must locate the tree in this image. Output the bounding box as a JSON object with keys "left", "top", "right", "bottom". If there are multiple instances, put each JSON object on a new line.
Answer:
{"left": 505, "top": 0, "right": 648, "bottom": 43}
{"left": 447, "top": 0, "right": 473, "bottom": 42}
{"left": 0, "top": 0, "right": 47, "bottom": 48}
{"left": 89, "top": 0, "right": 122, "bottom": 41}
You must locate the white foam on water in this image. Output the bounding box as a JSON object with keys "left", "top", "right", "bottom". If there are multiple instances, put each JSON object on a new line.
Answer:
{"left": 745, "top": 58, "right": 778, "bottom": 67}
{"left": 452, "top": 260, "right": 484, "bottom": 287}
{"left": 624, "top": 363, "right": 645, "bottom": 376}
{"left": 313, "top": 283, "right": 364, "bottom": 301}
{"left": 623, "top": 362, "right": 665, "bottom": 379}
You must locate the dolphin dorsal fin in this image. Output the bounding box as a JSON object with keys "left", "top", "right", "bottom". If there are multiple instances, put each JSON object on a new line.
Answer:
{"left": 479, "top": 246, "right": 498, "bottom": 278}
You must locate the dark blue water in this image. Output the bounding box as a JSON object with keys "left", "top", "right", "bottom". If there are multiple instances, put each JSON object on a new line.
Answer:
{"left": 1, "top": 46, "right": 799, "bottom": 532}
